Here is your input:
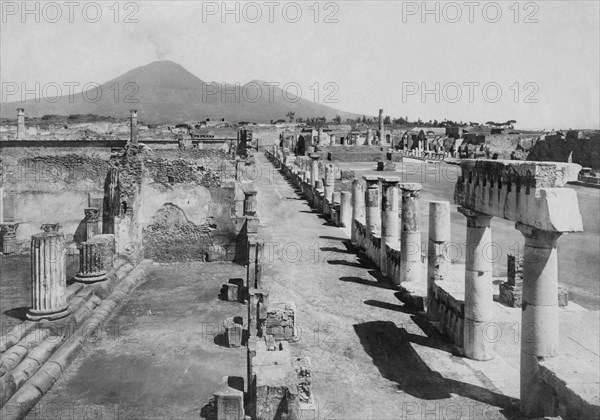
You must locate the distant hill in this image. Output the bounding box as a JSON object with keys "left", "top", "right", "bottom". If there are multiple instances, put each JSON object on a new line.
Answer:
{"left": 1, "top": 61, "right": 361, "bottom": 124}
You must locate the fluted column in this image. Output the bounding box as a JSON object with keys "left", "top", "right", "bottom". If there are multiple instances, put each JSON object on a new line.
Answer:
{"left": 399, "top": 183, "right": 422, "bottom": 285}
{"left": 27, "top": 232, "right": 70, "bottom": 321}
{"left": 517, "top": 223, "right": 562, "bottom": 417}
{"left": 351, "top": 180, "right": 365, "bottom": 245}
{"left": 427, "top": 201, "right": 451, "bottom": 316}
{"left": 75, "top": 241, "right": 108, "bottom": 283}
{"left": 85, "top": 207, "right": 100, "bottom": 240}
{"left": 379, "top": 177, "right": 400, "bottom": 278}
{"left": 0, "top": 223, "right": 19, "bottom": 254}
{"left": 459, "top": 207, "right": 494, "bottom": 361}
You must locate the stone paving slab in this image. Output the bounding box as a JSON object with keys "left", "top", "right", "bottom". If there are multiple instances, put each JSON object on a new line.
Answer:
{"left": 24, "top": 262, "right": 247, "bottom": 420}
{"left": 256, "top": 154, "right": 520, "bottom": 419}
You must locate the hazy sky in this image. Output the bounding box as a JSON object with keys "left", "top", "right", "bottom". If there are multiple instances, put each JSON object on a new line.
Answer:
{"left": 1, "top": 0, "right": 599, "bottom": 129}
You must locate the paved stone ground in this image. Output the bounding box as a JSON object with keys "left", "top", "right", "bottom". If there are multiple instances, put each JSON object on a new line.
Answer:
{"left": 25, "top": 262, "right": 247, "bottom": 420}
{"left": 14, "top": 154, "right": 597, "bottom": 420}
{"left": 0, "top": 254, "right": 79, "bottom": 333}
{"left": 255, "top": 154, "right": 520, "bottom": 420}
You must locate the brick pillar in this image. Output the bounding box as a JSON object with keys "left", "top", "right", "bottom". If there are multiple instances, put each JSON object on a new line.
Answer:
{"left": 379, "top": 177, "right": 400, "bottom": 279}
{"left": 17, "top": 108, "right": 25, "bottom": 140}
{"left": 130, "top": 110, "right": 138, "bottom": 144}
{"left": 427, "top": 201, "right": 451, "bottom": 315}
{"left": 399, "top": 183, "right": 422, "bottom": 284}
{"left": 351, "top": 180, "right": 365, "bottom": 245}
{"left": 459, "top": 207, "right": 494, "bottom": 361}
{"left": 517, "top": 223, "right": 562, "bottom": 417}
{"left": 0, "top": 223, "right": 19, "bottom": 255}
{"left": 85, "top": 207, "right": 100, "bottom": 241}
{"left": 27, "top": 232, "right": 70, "bottom": 321}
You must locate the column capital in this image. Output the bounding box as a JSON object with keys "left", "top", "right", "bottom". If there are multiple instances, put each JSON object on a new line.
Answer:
{"left": 41, "top": 223, "right": 60, "bottom": 233}
{"left": 0, "top": 222, "right": 19, "bottom": 235}
{"left": 363, "top": 175, "right": 379, "bottom": 187}
{"left": 378, "top": 176, "right": 400, "bottom": 185}
{"left": 515, "top": 222, "right": 562, "bottom": 245}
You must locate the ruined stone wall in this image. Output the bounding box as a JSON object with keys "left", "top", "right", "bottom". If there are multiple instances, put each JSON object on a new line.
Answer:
{"left": 527, "top": 133, "right": 600, "bottom": 169}
{"left": 1, "top": 147, "right": 112, "bottom": 244}
{"left": 1, "top": 145, "right": 245, "bottom": 261}
{"left": 321, "top": 146, "right": 386, "bottom": 162}
{"left": 131, "top": 149, "right": 243, "bottom": 262}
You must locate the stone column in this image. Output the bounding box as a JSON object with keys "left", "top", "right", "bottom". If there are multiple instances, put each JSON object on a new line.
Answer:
{"left": 310, "top": 154, "right": 320, "bottom": 189}
{"left": 366, "top": 129, "right": 373, "bottom": 146}
{"left": 317, "top": 127, "right": 324, "bottom": 145}
{"left": 27, "top": 232, "right": 70, "bottom": 321}
{"left": 303, "top": 170, "right": 311, "bottom": 199}
{"left": 378, "top": 109, "right": 384, "bottom": 143}
{"left": 379, "top": 177, "right": 400, "bottom": 278}
{"left": 85, "top": 207, "right": 100, "bottom": 240}
{"left": 244, "top": 190, "right": 257, "bottom": 216}
{"left": 323, "top": 163, "right": 335, "bottom": 206}
{"left": 517, "top": 223, "right": 562, "bottom": 417}
{"left": 74, "top": 237, "right": 111, "bottom": 283}
{"left": 364, "top": 176, "right": 381, "bottom": 237}
{"left": 130, "top": 110, "right": 138, "bottom": 144}
{"left": 17, "top": 108, "right": 25, "bottom": 140}
{"left": 399, "top": 183, "right": 422, "bottom": 285}
{"left": 340, "top": 191, "right": 352, "bottom": 228}
{"left": 427, "top": 201, "right": 451, "bottom": 311}
{"left": 458, "top": 207, "right": 494, "bottom": 361}
{"left": 0, "top": 223, "right": 19, "bottom": 255}
{"left": 351, "top": 180, "right": 365, "bottom": 244}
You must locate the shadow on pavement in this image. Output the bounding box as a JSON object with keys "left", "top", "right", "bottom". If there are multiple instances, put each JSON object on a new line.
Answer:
{"left": 353, "top": 321, "right": 520, "bottom": 419}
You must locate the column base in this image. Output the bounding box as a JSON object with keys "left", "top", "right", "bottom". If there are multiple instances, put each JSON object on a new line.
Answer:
{"left": 26, "top": 306, "right": 70, "bottom": 321}
{"left": 74, "top": 271, "right": 108, "bottom": 284}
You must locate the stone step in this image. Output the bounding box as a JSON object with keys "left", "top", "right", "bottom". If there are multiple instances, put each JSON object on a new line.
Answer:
{"left": 0, "top": 329, "right": 51, "bottom": 377}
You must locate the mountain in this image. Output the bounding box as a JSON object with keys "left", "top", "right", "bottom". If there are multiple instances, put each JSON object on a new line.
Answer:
{"left": 0, "top": 61, "right": 361, "bottom": 124}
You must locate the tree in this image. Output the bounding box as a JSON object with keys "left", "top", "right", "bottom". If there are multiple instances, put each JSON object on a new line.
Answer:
{"left": 333, "top": 115, "right": 342, "bottom": 124}
{"left": 384, "top": 116, "right": 391, "bottom": 124}
{"left": 286, "top": 111, "right": 295, "bottom": 122}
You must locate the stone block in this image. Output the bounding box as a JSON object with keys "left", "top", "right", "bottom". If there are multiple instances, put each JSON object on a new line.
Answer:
{"left": 265, "top": 303, "right": 297, "bottom": 342}
{"left": 224, "top": 318, "right": 243, "bottom": 348}
{"left": 214, "top": 376, "right": 245, "bottom": 420}
{"left": 454, "top": 160, "right": 583, "bottom": 232}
